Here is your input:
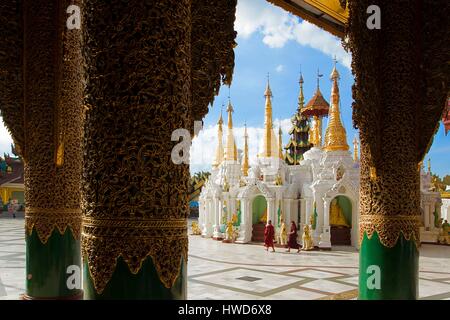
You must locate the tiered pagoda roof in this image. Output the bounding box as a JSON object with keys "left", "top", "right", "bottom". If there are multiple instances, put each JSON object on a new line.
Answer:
{"left": 302, "top": 87, "right": 330, "bottom": 118}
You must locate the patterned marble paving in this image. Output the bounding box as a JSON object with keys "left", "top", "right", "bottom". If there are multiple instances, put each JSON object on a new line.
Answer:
{"left": 1, "top": 216, "right": 450, "bottom": 300}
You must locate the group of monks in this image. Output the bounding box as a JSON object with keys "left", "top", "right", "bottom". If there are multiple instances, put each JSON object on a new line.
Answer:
{"left": 264, "top": 220, "right": 301, "bottom": 253}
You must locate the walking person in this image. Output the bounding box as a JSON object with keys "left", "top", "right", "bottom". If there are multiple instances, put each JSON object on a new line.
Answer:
{"left": 287, "top": 221, "right": 300, "bottom": 253}
{"left": 264, "top": 220, "right": 275, "bottom": 252}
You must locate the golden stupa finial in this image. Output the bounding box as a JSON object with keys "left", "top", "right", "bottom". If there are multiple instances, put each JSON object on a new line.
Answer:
{"left": 226, "top": 99, "right": 233, "bottom": 129}
{"left": 242, "top": 122, "right": 249, "bottom": 176}
{"left": 265, "top": 72, "right": 272, "bottom": 98}
{"left": 218, "top": 105, "right": 223, "bottom": 125}
{"left": 298, "top": 68, "right": 305, "bottom": 110}
{"left": 261, "top": 73, "right": 277, "bottom": 158}
{"left": 278, "top": 124, "right": 283, "bottom": 159}
{"left": 323, "top": 60, "right": 349, "bottom": 152}
{"left": 212, "top": 106, "right": 224, "bottom": 168}
{"left": 224, "top": 98, "right": 237, "bottom": 161}
{"left": 353, "top": 135, "right": 359, "bottom": 162}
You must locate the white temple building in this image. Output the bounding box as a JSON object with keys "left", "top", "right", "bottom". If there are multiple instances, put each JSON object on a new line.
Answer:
{"left": 198, "top": 62, "right": 445, "bottom": 249}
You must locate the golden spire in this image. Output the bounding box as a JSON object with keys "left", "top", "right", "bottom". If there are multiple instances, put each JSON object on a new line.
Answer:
{"left": 323, "top": 59, "right": 349, "bottom": 152}
{"left": 212, "top": 108, "right": 224, "bottom": 168}
{"left": 213, "top": 106, "right": 223, "bottom": 168}
{"left": 278, "top": 125, "right": 283, "bottom": 159}
{"left": 353, "top": 136, "right": 359, "bottom": 162}
{"left": 298, "top": 72, "right": 305, "bottom": 110}
{"left": 224, "top": 100, "right": 237, "bottom": 161}
{"left": 262, "top": 74, "right": 278, "bottom": 157}
{"left": 242, "top": 123, "right": 249, "bottom": 176}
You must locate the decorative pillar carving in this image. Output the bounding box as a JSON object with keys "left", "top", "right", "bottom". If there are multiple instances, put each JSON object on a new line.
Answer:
{"left": 344, "top": 0, "right": 449, "bottom": 299}
{"left": 81, "top": 0, "right": 237, "bottom": 299}
{"left": 0, "top": 0, "right": 84, "bottom": 299}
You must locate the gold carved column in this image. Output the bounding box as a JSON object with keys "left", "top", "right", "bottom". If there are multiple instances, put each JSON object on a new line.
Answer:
{"left": 81, "top": 0, "right": 237, "bottom": 299}
{"left": 343, "top": 0, "right": 450, "bottom": 299}
{"left": 0, "top": 0, "right": 84, "bottom": 299}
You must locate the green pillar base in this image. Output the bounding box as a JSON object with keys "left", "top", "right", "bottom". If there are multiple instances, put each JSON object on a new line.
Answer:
{"left": 359, "top": 231, "right": 418, "bottom": 300}
{"left": 83, "top": 256, "right": 186, "bottom": 300}
{"left": 26, "top": 228, "right": 82, "bottom": 299}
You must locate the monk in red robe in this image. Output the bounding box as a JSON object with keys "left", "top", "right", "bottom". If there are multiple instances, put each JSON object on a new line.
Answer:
{"left": 287, "top": 221, "right": 300, "bottom": 253}
{"left": 264, "top": 220, "right": 275, "bottom": 252}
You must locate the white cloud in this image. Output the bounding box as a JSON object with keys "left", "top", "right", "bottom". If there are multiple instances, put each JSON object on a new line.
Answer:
{"left": 235, "top": 0, "right": 351, "bottom": 69}
{"left": 275, "top": 64, "right": 284, "bottom": 73}
{"left": 0, "top": 118, "right": 13, "bottom": 156}
{"left": 190, "top": 118, "right": 292, "bottom": 174}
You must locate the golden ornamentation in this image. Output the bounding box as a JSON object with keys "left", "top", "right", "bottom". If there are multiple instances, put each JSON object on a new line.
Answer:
{"left": 278, "top": 221, "right": 287, "bottom": 245}
{"left": 25, "top": 208, "right": 82, "bottom": 244}
{"left": 225, "top": 220, "right": 234, "bottom": 241}
{"left": 329, "top": 199, "right": 349, "bottom": 227}
{"left": 191, "top": 221, "right": 202, "bottom": 235}
{"left": 224, "top": 100, "right": 237, "bottom": 161}
{"left": 275, "top": 174, "right": 283, "bottom": 186}
{"left": 0, "top": 1, "right": 84, "bottom": 247}
{"left": 81, "top": 0, "right": 236, "bottom": 295}
{"left": 323, "top": 62, "right": 349, "bottom": 152}
{"left": 212, "top": 111, "right": 224, "bottom": 169}
{"left": 359, "top": 215, "right": 421, "bottom": 248}
{"left": 82, "top": 218, "right": 188, "bottom": 294}
{"left": 369, "top": 166, "right": 377, "bottom": 181}
{"left": 267, "top": 0, "right": 347, "bottom": 38}
{"left": 261, "top": 78, "right": 279, "bottom": 158}
{"left": 56, "top": 142, "right": 64, "bottom": 167}
{"left": 302, "top": 224, "right": 314, "bottom": 250}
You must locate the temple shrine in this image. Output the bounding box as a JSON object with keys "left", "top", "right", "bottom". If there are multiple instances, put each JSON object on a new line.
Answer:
{"left": 199, "top": 61, "right": 445, "bottom": 249}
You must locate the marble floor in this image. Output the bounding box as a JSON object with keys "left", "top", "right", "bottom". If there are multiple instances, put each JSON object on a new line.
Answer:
{"left": 1, "top": 215, "right": 450, "bottom": 300}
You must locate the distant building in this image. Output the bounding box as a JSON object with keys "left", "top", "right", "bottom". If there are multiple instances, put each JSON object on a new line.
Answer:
{"left": 0, "top": 145, "right": 25, "bottom": 211}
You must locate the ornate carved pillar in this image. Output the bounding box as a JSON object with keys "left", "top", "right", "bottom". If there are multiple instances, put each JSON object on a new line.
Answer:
{"left": 81, "top": 0, "right": 191, "bottom": 299}
{"left": 345, "top": 0, "right": 449, "bottom": 299}
{"left": 0, "top": 0, "right": 84, "bottom": 299}
{"left": 81, "top": 0, "right": 237, "bottom": 299}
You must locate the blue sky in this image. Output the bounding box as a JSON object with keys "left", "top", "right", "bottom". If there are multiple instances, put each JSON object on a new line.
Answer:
{"left": 0, "top": 0, "right": 448, "bottom": 177}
